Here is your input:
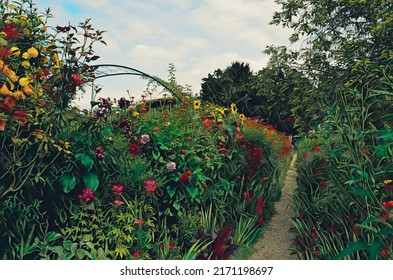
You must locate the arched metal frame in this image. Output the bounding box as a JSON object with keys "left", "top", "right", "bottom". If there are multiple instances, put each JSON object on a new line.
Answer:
{"left": 89, "top": 64, "right": 181, "bottom": 102}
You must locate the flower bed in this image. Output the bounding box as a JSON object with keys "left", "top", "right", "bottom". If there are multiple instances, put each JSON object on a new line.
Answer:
{"left": 0, "top": 0, "right": 291, "bottom": 260}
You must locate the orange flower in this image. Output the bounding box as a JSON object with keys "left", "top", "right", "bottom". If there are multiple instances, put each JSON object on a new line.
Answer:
{"left": 154, "top": 126, "right": 160, "bottom": 131}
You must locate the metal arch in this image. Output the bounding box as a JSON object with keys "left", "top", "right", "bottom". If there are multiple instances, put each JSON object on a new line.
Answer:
{"left": 89, "top": 64, "right": 182, "bottom": 102}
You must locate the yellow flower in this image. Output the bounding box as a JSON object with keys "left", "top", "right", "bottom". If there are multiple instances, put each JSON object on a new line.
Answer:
{"left": 193, "top": 99, "right": 201, "bottom": 110}
{"left": 22, "top": 28, "right": 30, "bottom": 36}
{"left": 384, "top": 179, "right": 393, "bottom": 184}
{"left": 23, "top": 85, "right": 33, "bottom": 95}
{"left": 0, "top": 84, "right": 13, "bottom": 96}
{"left": 10, "top": 47, "right": 20, "bottom": 56}
{"left": 22, "top": 47, "right": 39, "bottom": 59}
{"left": 53, "top": 52, "right": 61, "bottom": 69}
{"left": 214, "top": 106, "right": 225, "bottom": 116}
{"left": 133, "top": 111, "right": 140, "bottom": 117}
{"left": 19, "top": 77, "right": 31, "bottom": 87}
{"left": 21, "top": 60, "right": 31, "bottom": 68}
{"left": 13, "top": 90, "right": 26, "bottom": 100}
{"left": 230, "top": 103, "right": 238, "bottom": 114}
{"left": 238, "top": 114, "right": 246, "bottom": 121}
{"left": 4, "top": 67, "right": 18, "bottom": 82}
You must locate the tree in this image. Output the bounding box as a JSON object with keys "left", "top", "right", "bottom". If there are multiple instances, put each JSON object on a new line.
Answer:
{"left": 271, "top": 0, "right": 393, "bottom": 128}
{"left": 199, "top": 61, "right": 255, "bottom": 115}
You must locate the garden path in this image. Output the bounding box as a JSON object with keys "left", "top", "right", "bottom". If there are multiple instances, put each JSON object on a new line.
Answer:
{"left": 249, "top": 153, "right": 298, "bottom": 260}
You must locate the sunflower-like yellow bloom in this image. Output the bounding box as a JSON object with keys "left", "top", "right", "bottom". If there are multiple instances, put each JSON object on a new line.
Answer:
{"left": 193, "top": 99, "right": 201, "bottom": 110}
{"left": 230, "top": 103, "right": 238, "bottom": 114}
{"left": 10, "top": 46, "right": 20, "bottom": 56}
{"left": 22, "top": 47, "right": 39, "bottom": 59}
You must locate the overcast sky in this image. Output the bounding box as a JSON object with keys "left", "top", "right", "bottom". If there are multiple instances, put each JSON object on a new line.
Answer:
{"left": 35, "top": 0, "right": 294, "bottom": 108}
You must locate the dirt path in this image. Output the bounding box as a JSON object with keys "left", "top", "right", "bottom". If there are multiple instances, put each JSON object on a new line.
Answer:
{"left": 250, "top": 153, "right": 298, "bottom": 260}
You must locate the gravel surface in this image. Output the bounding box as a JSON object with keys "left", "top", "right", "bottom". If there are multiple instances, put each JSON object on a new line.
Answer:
{"left": 250, "top": 154, "right": 298, "bottom": 260}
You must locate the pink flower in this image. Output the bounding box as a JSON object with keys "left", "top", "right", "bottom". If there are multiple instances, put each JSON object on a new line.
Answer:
{"left": 114, "top": 199, "right": 124, "bottom": 206}
{"left": 134, "top": 219, "right": 144, "bottom": 225}
{"left": 166, "top": 161, "right": 177, "bottom": 172}
{"left": 78, "top": 188, "right": 96, "bottom": 204}
{"left": 144, "top": 179, "right": 157, "bottom": 195}
{"left": 112, "top": 184, "right": 124, "bottom": 195}
{"left": 138, "top": 134, "right": 150, "bottom": 145}
{"left": 95, "top": 146, "right": 106, "bottom": 159}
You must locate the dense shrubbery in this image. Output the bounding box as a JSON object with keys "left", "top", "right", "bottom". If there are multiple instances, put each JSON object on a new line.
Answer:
{"left": 291, "top": 70, "right": 393, "bottom": 259}
{"left": 0, "top": 0, "right": 291, "bottom": 260}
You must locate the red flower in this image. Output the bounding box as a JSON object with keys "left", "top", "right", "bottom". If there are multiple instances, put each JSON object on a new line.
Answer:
{"left": 320, "top": 181, "right": 326, "bottom": 189}
{"left": 179, "top": 172, "right": 190, "bottom": 184}
{"left": 257, "top": 215, "right": 264, "bottom": 224}
{"left": 133, "top": 251, "right": 141, "bottom": 258}
{"left": 3, "top": 23, "right": 20, "bottom": 41}
{"left": 0, "top": 96, "right": 17, "bottom": 113}
{"left": 313, "top": 145, "right": 321, "bottom": 152}
{"left": 71, "top": 73, "right": 84, "bottom": 86}
{"left": 144, "top": 179, "right": 157, "bottom": 195}
{"left": 381, "top": 249, "right": 389, "bottom": 257}
{"left": 12, "top": 110, "right": 28, "bottom": 125}
{"left": 112, "top": 184, "right": 124, "bottom": 195}
{"left": 310, "top": 231, "right": 318, "bottom": 239}
{"left": 250, "top": 147, "right": 262, "bottom": 163}
{"left": 381, "top": 213, "right": 388, "bottom": 221}
{"left": 255, "top": 197, "right": 264, "bottom": 214}
{"left": 78, "top": 188, "right": 96, "bottom": 204}
{"left": 0, "top": 46, "right": 12, "bottom": 61}
{"left": 304, "top": 153, "right": 309, "bottom": 159}
{"left": 382, "top": 201, "right": 393, "bottom": 209}
{"left": 0, "top": 119, "right": 5, "bottom": 131}
{"left": 243, "top": 190, "right": 255, "bottom": 205}
{"left": 169, "top": 241, "right": 175, "bottom": 250}
{"left": 128, "top": 143, "right": 139, "bottom": 156}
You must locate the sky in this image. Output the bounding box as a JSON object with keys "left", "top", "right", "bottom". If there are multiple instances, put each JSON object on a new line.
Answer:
{"left": 34, "top": 0, "right": 295, "bottom": 108}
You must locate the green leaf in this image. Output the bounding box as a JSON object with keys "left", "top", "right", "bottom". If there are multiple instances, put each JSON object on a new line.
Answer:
{"left": 173, "top": 201, "right": 181, "bottom": 211}
{"left": 167, "top": 187, "right": 175, "bottom": 198}
{"left": 60, "top": 173, "right": 76, "bottom": 193}
{"left": 348, "top": 189, "right": 372, "bottom": 198}
{"left": 76, "top": 249, "right": 86, "bottom": 259}
{"left": 83, "top": 172, "right": 99, "bottom": 191}
{"left": 356, "top": 170, "right": 369, "bottom": 180}
{"left": 377, "top": 228, "right": 393, "bottom": 237}
{"left": 220, "top": 179, "right": 231, "bottom": 191}
{"left": 335, "top": 241, "right": 369, "bottom": 260}
{"left": 186, "top": 186, "right": 199, "bottom": 199}
{"left": 49, "top": 246, "right": 64, "bottom": 255}
{"left": 360, "top": 215, "right": 379, "bottom": 225}
{"left": 62, "top": 240, "right": 73, "bottom": 251}
{"left": 369, "top": 241, "right": 382, "bottom": 260}
{"left": 0, "top": 37, "right": 7, "bottom": 46}
{"left": 76, "top": 153, "right": 94, "bottom": 171}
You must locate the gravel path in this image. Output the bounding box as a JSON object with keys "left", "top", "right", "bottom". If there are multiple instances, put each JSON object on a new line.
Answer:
{"left": 250, "top": 153, "right": 298, "bottom": 260}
